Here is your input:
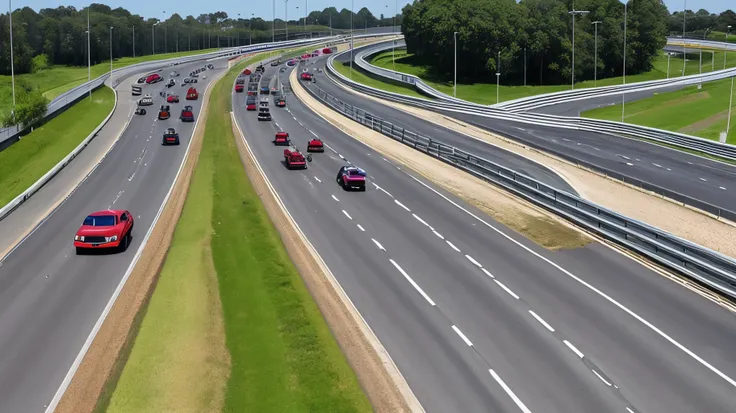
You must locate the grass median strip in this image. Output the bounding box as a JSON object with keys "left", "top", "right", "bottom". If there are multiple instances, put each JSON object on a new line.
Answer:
{"left": 0, "top": 85, "right": 114, "bottom": 209}
{"left": 105, "top": 54, "right": 371, "bottom": 412}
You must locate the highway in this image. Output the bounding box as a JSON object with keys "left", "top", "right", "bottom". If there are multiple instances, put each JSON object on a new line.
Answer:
{"left": 233, "top": 59, "right": 736, "bottom": 412}
{"left": 0, "top": 58, "right": 223, "bottom": 411}
{"left": 325, "top": 53, "right": 736, "bottom": 213}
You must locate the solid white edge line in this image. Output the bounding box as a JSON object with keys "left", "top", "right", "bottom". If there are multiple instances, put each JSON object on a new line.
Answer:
{"left": 372, "top": 238, "right": 386, "bottom": 251}
{"left": 433, "top": 230, "right": 444, "bottom": 240}
{"left": 489, "top": 369, "right": 533, "bottom": 413}
{"left": 357, "top": 224, "right": 365, "bottom": 232}
{"left": 592, "top": 369, "right": 612, "bottom": 387}
{"left": 406, "top": 173, "right": 736, "bottom": 389}
{"left": 412, "top": 213, "right": 429, "bottom": 227}
{"left": 233, "top": 108, "right": 426, "bottom": 411}
{"left": 563, "top": 340, "right": 585, "bottom": 359}
{"left": 45, "top": 64, "right": 223, "bottom": 413}
{"left": 451, "top": 325, "right": 473, "bottom": 347}
{"left": 494, "top": 279, "right": 520, "bottom": 300}
{"left": 342, "top": 210, "right": 353, "bottom": 220}
{"left": 394, "top": 199, "right": 411, "bottom": 212}
{"left": 528, "top": 310, "right": 555, "bottom": 332}
{"left": 331, "top": 194, "right": 339, "bottom": 202}
{"left": 465, "top": 254, "right": 482, "bottom": 267}
{"left": 446, "top": 240, "right": 461, "bottom": 252}
{"left": 389, "top": 258, "right": 436, "bottom": 306}
{"left": 481, "top": 268, "right": 495, "bottom": 279}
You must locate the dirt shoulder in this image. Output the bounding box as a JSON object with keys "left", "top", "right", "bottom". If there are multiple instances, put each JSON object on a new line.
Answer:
{"left": 231, "top": 114, "right": 422, "bottom": 412}
{"left": 54, "top": 63, "right": 230, "bottom": 413}
{"left": 325, "top": 75, "right": 736, "bottom": 259}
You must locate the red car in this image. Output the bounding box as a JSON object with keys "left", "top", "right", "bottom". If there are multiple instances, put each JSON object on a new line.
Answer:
{"left": 186, "top": 87, "right": 199, "bottom": 100}
{"left": 243, "top": 68, "right": 252, "bottom": 75}
{"left": 274, "top": 131, "right": 290, "bottom": 145}
{"left": 235, "top": 84, "right": 244, "bottom": 93}
{"left": 307, "top": 138, "right": 324, "bottom": 152}
{"left": 284, "top": 148, "right": 307, "bottom": 170}
{"left": 145, "top": 73, "right": 162, "bottom": 84}
{"left": 336, "top": 165, "right": 366, "bottom": 191}
{"left": 322, "top": 47, "right": 333, "bottom": 54}
{"left": 300, "top": 72, "right": 313, "bottom": 81}
{"left": 275, "top": 97, "right": 286, "bottom": 107}
{"left": 167, "top": 94, "right": 179, "bottom": 103}
{"left": 246, "top": 102, "right": 257, "bottom": 111}
{"left": 301, "top": 54, "right": 310, "bottom": 59}
{"left": 74, "top": 210, "right": 134, "bottom": 254}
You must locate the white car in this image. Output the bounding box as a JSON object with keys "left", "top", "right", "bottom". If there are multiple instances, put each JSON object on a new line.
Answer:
{"left": 138, "top": 95, "right": 154, "bottom": 106}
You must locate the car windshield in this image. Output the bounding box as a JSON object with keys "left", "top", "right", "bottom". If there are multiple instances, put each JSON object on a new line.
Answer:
{"left": 83, "top": 215, "right": 116, "bottom": 226}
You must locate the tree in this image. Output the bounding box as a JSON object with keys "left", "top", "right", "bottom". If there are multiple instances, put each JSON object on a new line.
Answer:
{"left": 1, "top": 80, "right": 48, "bottom": 127}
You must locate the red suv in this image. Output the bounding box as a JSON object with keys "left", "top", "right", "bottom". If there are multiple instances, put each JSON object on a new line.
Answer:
{"left": 74, "top": 210, "right": 134, "bottom": 254}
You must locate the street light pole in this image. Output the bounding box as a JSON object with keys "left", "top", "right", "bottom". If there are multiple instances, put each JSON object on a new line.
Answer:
{"left": 622, "top": 1, "right": 627, "bottom": 122}
{"left": 163, "top": 10, "right": 167, "bottom": 53}
{"left": 682, "top": 0, "right": 687, "bottom": 76}
{"left": 496, "top": 50, "right": 501, "bottom": 104}
{"left": 726, "top": 26, "right": 732, "bottom": 69}
{"left": 592, "top": 20, "right": 601, "bottom": 86}
{"left": 87, "top": 7, "right": 91, "bottom": 100}
{"left": 132, "top": 25, "right": 135, "bottom": 57}
{"left": 524, "top": 47, "right": 527, "bottom": 87}
{"left": 726, "top": 77, "right": 734, "bottom": 138}
{"left": 9, "top": 0, "right": 16, "bottom": 119}
{"left": 667, "top": 53, "right": 671, "bottom": 78}
{"left": 568, "top": 2, "right": 589, "bottom": 90}
{"left": 109, "top": 26, "right": 113, "bottom": 82}
{"left": 285, "top": 0, "right": 289, "bottom": 41}
{"left": 350, "top": 0, "right": 354, "bottom": 79}
{"left": 453, "top": 31, "right": 458, "bottom": 98}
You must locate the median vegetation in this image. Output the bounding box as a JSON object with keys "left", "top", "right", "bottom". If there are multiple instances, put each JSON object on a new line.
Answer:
{"left": 104, "top": 53, "right": 371, "bottom": 413}
{"left": 0, "top": 85, "right": 114, "bottom": 209}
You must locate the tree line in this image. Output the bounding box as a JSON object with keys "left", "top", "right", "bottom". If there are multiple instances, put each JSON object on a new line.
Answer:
{"left": 401, "top": 0, "right": 735, "bottom": 86}
{"left": 0, "top": 4, "right": 400, "bottom": 76}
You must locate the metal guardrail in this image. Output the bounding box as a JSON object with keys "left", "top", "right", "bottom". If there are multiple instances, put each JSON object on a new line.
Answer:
{"left": 297, "top": 71, "right": 736, "bottom": 300}
{"left": 339, "top": 40, "right": 736, "bottom": 163}
{"left": 0, "top": 35, "right": 341, "bottom": 148}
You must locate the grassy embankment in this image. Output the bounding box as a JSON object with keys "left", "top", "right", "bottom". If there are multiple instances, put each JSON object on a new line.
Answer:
{"left": 365, "top": 49, "right": 736, "bottom": 105}
{"left": 0, "top": 86, "right": 114, "bottom": 209}
{"left": 0, "top": 48, "right": 219, "bottom": 112}
{"left": 104, "top": 54, "right": 371, "bottom": 413}
{"left": 583, "top": 77, "right": 736, "bottom": 144}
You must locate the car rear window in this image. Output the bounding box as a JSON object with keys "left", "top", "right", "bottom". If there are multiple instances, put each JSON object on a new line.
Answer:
{"left": 83, "top": 215, "right": 116, "bottom": 226}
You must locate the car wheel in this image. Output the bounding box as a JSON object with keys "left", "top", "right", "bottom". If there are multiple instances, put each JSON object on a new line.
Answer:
{"left": 120, "top": 233, "right": 129, "bottom": 252}
{"left": 76, "top": 247, "right": 84, "bottom": 255}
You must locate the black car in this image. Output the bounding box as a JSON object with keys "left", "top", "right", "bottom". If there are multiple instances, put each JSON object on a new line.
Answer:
{"left": 137, "top": 76, "right": 146, "bottom": 84}
{"left": 180, "top": 105, "right": 195, "bottom": 122}
{"left": 158, "top": 105, "right": 171, "bottom": 120}
{"left": 207, "top": 64, "right": 214, "bottom": 69}
{"left": 162, "top": 127, "right": 180, "bottom": 145}
{"left": 270, "top": 59, "right": 280, "bottom": 67}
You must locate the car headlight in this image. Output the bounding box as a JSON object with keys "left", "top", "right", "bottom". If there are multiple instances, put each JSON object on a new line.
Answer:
{"left": 75, "top": 235, "right": 83, "bottom": 241}
{"left": 106, "top": 235, "right": 118, "bottom": 242}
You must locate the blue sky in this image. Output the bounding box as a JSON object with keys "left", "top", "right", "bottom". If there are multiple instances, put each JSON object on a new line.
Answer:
{"left": 14, "top": 0, "right": 734, "bottom": 21}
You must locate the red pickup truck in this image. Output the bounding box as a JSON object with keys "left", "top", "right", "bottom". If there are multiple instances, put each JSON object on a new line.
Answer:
{"left": 284, "top": 148, "right": 307, "bottom": 170}
{"left": 235, "top": 83, "right": 244, "bottom": 92}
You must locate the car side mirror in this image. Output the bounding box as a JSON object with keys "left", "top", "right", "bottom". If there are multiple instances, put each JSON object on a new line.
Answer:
{"left": 121, "top": 215, "right": 127, "bottom": 221}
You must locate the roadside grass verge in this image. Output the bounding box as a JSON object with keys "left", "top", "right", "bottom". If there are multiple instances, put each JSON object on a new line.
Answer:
{"left": 582, "top": 77, "right": 736, "bottom": 144}
{"left": 0, "top": 86, "right": 114, "bottom": 209}
{"left": 332, "top": 58, "right": 428, "bottom": 100}
{"left": 104, "top": 54, "right": 371, "bottom": 412}
{"left": 369, "top": 49, "right": 736, "bottom": 105}
{"left": 0, "top": 48, "right": 218, "bottom": 114}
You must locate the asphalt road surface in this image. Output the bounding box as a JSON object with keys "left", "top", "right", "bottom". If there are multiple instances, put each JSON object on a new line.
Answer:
{"left": 0, "top": 59, "right": 222, "bottom": 412}
{"left": 233, "top": 61, "right": 736, "bottom": 413}
{"left": 325, "top": 54, "right": 736, "bottom": 214}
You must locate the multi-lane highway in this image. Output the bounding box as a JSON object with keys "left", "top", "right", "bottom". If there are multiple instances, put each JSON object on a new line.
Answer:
{"left": 0, "top": 59, "right": 223, "bottom": 411}
{"left": 324, "top": 52, "right": 736, "bottom": 214}
{"left": 233, "top": 58, "right": 736, "bottom": 412}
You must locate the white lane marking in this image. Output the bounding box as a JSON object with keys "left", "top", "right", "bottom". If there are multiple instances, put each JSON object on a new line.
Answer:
{"left": 128, "top": 172, "right": 136, "bottom": 182}
{"left": 465, "top": 255, "right": 482, "bottom": 268}
{"left": 372, "top": 238, "right": 386, "bottom": 251}
{"left": 494, "top": 279, "right": 520, "bottom": 299}
{"left": 446, "top": 240, "right": 461, "bottom": 252}
{"left": 394, "top": 200, "right": 411, "bottom": 212}
{"left": 528, "top": 310, "right": 555, "bottom": 332}
{"left": 652, "top": 163, "right": 662, "bottom": 168}
{"left": 342, "top": 210, "right": 352, "bottom": 220}
{"left": 274, "top": 122, "right": 280, "bottom": 128}
{"left": 451, "top": 325, "right": 474, "bottom": 347}
{"left": 314, "top": 176, "right": 322, "bottom": 183}
{"left": 481, "top": 268, "right": 495, "bottom": 279}
{"left": 310, "top": 130, "right": 319, "bottom": 138}
{"left": 617, "top": 154, "right": 630, "bottom": 160}
{"left": 338, "top": 154, "right": 345, "bottom": 160}
{"left": 382, "top": 157, "right": 390, "bottom": 162}
{"left": 373, "top": 183, "right": 394, "bottom": 198}
{"left": 357, "top": 224, "right": 365, "bottom": 232}
{"left": 412, "top": 214, "right": 429, "bottom": 227}
{"left": 699, "top": 177, "right": 707, "bottom": 182}
{"left": 564, "top": 340, "right": 585, "bottom": 358}
{"left": 433, "top": 230, "right": 444, "bottom": 240}
{"left": 331, "top": 194, "right": 340, "bottom": 202}
{"left": 489, "top": 369, "right": 533, "bottom": 413}
{"left": 719, "top": 186, "right": 727, "bottom": 190}
{"left": 626, "top": 162, "right": 634, "bottom": 166}
{"left": 666, "top": 168, "right": 671, "bottom": 171}
{"left": 390, "top": 259, "right": 436, "bottom": 306}
{"left": 112, "top": 190, "right": 124, "bottom": 205}
{"left": 592, "top": 370, "right": 612, "bottom": 387}
{"left": 627, "top": 408, "right": 635, "bottom": 413}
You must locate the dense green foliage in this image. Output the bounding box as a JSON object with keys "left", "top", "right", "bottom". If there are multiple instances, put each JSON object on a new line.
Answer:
{"left": 668, "top": 9, "right": 736, "bottom": 35}
{"left": 401, "top": 0, "right": 732, "bottom": 85}
{"left": 0, "top": 4, "right": 399, "bottom": 76}
{"left": 0, "top": 79, "right": 48, "bottom": 127}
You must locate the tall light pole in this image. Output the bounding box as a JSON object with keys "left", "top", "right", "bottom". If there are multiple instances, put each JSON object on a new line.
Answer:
{"left": 9, "top": 0, "right": 16, "bottom": 120}
{"left": 496, "top": 51, "right": 501, "bottom": 104}
{"left": 523, "top": 47, "right": 527, "bottom": 86}
{"left": 726, "top": 26, "right": 732, "bottom": 69}
{"left": 250, "top": 14, "right": 254, "bottom": 45}
{"left": 568, "top": 1, "right": 589, "bottom": 90}
{"left": 285, "top": 0, "right": 289, "bottom": 41}
{"left": 87, "top": 7, "right": 91, "bottom": 100}
{"left": 726, "top": 77, "right": 734, "bottom": 139}
{"left": 304, "top": 0, "right": 307, "bottom": 36}
{"left": 350, "top": 0, "right": 354, "bottom": 79}
{"left": 109, "top": 26, "right": 114, "bottom": 81}
{"left": 453, "top": 31, "right": 458, "bottom": 98}
{"left": 622, "top": 1, "right": 628, "bottom": 122}
{"left": 131, "top": 25, "right": 135, "bottom": 58}
{"left": 667, "top": 53, "right": 672, "bottom": 78}
{"left": 152, "top": 21, "right": 159, "bottom": 55}
{"left": 682, "top": 0, "right": 687, "bottom": 76}
{"left": 163, "top": 10, "right": 167, "bottom": 53}
{"left": 592, "top": 20, "right": 602, "bottom": 86}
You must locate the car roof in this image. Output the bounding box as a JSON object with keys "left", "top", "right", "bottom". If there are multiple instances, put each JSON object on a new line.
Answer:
{"left": 88, "top": 209, "right": 125, "bottom": 217}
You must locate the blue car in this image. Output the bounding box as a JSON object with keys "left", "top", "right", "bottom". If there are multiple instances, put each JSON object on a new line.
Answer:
{"left": 260, "top": 86, "right": 270, "bottom": 94}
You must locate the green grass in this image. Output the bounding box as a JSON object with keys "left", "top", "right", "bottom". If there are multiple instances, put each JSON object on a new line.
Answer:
{"left": 332, "top": 58, "right": 428, "bottom": 100}
{"left": 369, "top": 49, "right": 736, "bottom": 104}
{"left": 582, "top": 78, "right": 736, "bottom": 144}
{"left": 0, "top": 48, "right": 219, "bottom": 114}
{"left": 104, "top": 53, "right": 371, "bottom": 413}
{"left": 0, "top": 86, "right": 115, "bottom": 209}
